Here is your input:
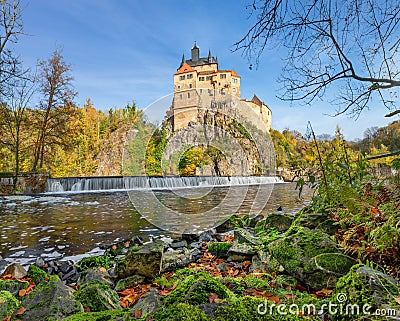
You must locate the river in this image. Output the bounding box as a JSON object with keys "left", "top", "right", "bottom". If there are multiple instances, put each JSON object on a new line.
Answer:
{"left": 0, "top": 182, "right": 313, "bottom": 267}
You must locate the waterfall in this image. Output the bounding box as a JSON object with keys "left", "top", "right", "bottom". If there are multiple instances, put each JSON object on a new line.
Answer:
{"left": 45, "top": 176, "right": 284, "bottom": 193}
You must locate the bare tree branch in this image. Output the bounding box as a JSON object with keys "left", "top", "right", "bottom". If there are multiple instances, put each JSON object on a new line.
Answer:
{"left": 235, "top": 0, "right": 400, "bottom": 115}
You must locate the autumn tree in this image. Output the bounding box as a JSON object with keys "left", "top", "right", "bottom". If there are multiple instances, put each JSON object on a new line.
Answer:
{"left": 0, "top": 0, "right": 26, "bottom": 99}
{"left": 32, "top": 49, "right": 77, "bottom": 171}
{"left": 0, "top": 76, "right": 35, "bottom": 184}
{"left": 236, "top": 0, "right": 400, "bottom": 116}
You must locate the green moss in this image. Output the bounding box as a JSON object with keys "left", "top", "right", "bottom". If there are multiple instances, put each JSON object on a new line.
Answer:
{"left": 27, "top": 265, "right": 49, "bottom": 284}
{"left": 61, "top": 310, "right": 130, "bottom": 321}
{"left": 0, "top": 290, "right": 20, "bottom": 318}
{"left": 164, "top": 271, "right": 235, "bottom": 305}
{"left": 208, "top": 242, "right": 232, "bottom": 256}
{"left": 77, "top": 256, "right": 112, "bottom": 272}
{"left": 215, "top": 296, "right": 303, "bottom": 321}
{"left": 0, "top": 279, "right": 29, "bottom": 295}
{"left": 333, "top": 264, "right": 400, "bottom": 320}
{"left": 154, "top": 303, "right": 209, "bottom": 321}
{"left": 75, "top": 280, "right": 121, "bottom": 312}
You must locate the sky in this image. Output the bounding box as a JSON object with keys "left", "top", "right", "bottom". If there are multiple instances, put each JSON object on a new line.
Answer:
{"left": 13, "top": 0, "right": 399, "bottom": 140}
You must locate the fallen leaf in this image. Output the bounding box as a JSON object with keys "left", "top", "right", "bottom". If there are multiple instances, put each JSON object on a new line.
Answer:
{"left": 99, "top": 267, "right": 107, "bottom": 273}
{"left": 18, "top": 289, "right": 27, "bottom": 297}
{"left": 125, "top": 240, "right": 131, "bottom": 247}
{"left": 112, "top": 245, "right": 117, "bottom": 250}
{"left": 315, "top": 288, "right": 332, "bottom": 298}
{"left": 14, "top": 307, "right": 26, "bottom": 315}
{"left": 208, "top": 292, "right": 222, "bottom": 303}
{"left": 268, "top": 296, "right": 281, "bottom": 305}
{"left": 134, "top": 309, "right": 142, "bottom": 318}
{"left": 395, "top": 297, "right": 400, "bottom": 305}
{"left": 284, "top": 294, "right": 297, "bottom": 300}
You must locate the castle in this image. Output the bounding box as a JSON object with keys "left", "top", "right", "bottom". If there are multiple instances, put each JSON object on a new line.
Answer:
{"left": 169, "top": 43, "right": 272, "bottom": 132}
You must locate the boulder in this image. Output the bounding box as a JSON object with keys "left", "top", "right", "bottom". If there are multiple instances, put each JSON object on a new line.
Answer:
{"left": 0, "top": 290, "right": 20, "bottom": 319}
{"left": 233, "top": 228, "right": 259, "bottom": 245}
{"left": 334, "top": 264, "right": 400, "bottom": 318}
{"left": 19, "top": 276, "right": 82, "bottom": 320}
{"left": 2, "top": 263, "right": 27, "bottom": 279}
{"left": 114, "top": 275, "right": 145, "bottom": 292}
{"left": 298, "top": 212, "right": 338, "bottom": 235}
{"left": 161, "top": 247, "right": 194, "bottom": 272}
{"left": 255, "top": 213, "right": 294, "bottom": 233}
{"left": 27, "top": 265, "right": 48, "bottom": 284}
{"left": 131, "top": 287, "right": 161, "bottom": 316}
{"left": 115, "top": 241, "right": 163, "bottom": 279}
{"left": 228, "top": 242, "right": 256, "bottom": 261}
{"left": 75, "top": 280, "right": 121, "bottom": 312}
{"left": 0, "top": 279, "right": 29, "bottom": 296}
{"left": 77, "top": 267, "right": 114, "bottom": 288}
{"left": 164, "top": 271, "right": 235, "bottom": 305}
{"left": 269, "top": 228, "right": 354, "bottom": 289}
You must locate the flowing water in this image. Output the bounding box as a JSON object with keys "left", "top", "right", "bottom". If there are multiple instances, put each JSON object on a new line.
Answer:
{"left": 0, "top": 181, "right": 313, "bottom": 267}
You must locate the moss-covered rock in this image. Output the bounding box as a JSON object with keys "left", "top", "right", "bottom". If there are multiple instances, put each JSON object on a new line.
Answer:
{"left": 215, "top": 296, "right": 304, "bottom": 321}
{"left": 114, "top": 275, "right": 145, "bottom": 292}
{"left": 0, "top": 278, "right": 29, "bottom": 296}
{"left": 256, "top": 213, "right": 294, "bottom": 233}
{"left": 77, "top": 267, "right": 114, "bottom": 288}
{"left": 75, "top": 280, "right": 121, "bottom": 312}
{"left": 27, "top": 265, "right": 48, "bottom": 284}
{"left": 297, "top": 212, "right": 338, "bottom": 235}
{"left": 154, "top": 303, "right": 210, "bottom": 321}
{"left": 115, "top": 241, "right": 163, "bottom": 279}
{"left": 0, "top": 290, "right": 20, "bottom": 318}
{"left": 20, "top": 276, "right": 82, "bottom": 320}
{"left": 268, "top": 228, "right": 354, "bottom": 289}
{"left": 332, "top": 264, "right": 400, "bottom": 320}
{"left": 77, "top": 256, "right": 113, "bottom": 272}
{"left": 61, "top": 310, "right": 131, "bottom": 321}
{"left": 208, "top": 242, "right": 232, "bottom": 257}
{"left": 234, "top": 228, "right": 259, "bottom": 245}
{"left": 165, "top": 271, "right": 235, "bottom": 305}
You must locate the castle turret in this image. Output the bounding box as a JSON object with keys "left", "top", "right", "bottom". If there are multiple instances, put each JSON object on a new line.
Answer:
{"left": 191, "top": 42, "right": 199, "bottom": 62}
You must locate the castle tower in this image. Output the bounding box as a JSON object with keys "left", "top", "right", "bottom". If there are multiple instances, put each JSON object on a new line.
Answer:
{"left": 170, "top": 43, "right": 271, "bottom": 132}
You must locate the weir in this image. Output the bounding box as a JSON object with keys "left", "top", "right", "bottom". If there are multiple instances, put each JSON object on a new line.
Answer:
{"left": 45, "top": 176, "right": 284, "bottom": 193}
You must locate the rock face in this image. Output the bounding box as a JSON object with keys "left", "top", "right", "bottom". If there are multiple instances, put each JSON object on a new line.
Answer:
{"left": 115, "top": 242, "right": 164, "bottom": 279}
{"left": 20, "top": 277, "right": 82, "bottom": 320}
{"left": 269, "top": 228, "right": 354, "bottom": 289}
{"left": 94, "top": 127, "right": 131, "bottom": 176}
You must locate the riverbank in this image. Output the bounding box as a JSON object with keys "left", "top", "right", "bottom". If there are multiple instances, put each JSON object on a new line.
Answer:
{"left": 1, "top": 210, "right": 399, "bottom": 321}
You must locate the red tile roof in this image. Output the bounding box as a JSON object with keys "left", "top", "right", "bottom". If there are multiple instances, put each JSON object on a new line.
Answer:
{"left": 175, "top": 63, "right": 195, "bottom": 75}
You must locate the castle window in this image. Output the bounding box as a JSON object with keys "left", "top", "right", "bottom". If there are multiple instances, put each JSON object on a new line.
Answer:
{"left": 233, "top": 88, "right": 236, "bottom": 93}
{"left": 180, "top": 75, "right": 185, "bottom": 80}
{"left": 187, "top": 92, "right": 191, "bottom": 98}
{"left": 232, "top": 78, "right": 238, "bottom": 84}
{"left": 177, "top": 85, "right": 181, "bottom": 90}
{"left": 187, "top": 74, "right": 193, "bottom": 79}
{"left": 199, "top": 76, "right": 205, "bottom": 81}
{"left": 189, "top": 84, "right": 192, "bottom": 88}
{"left": 200, "top": 89, "right": 203, "bottom": 94}
{"left": 220, "top": 74, "right": 226, "bottom": 79}
{"left": 206, "top": 76, "right": 212, "bottom": 81}
{"left": 179, "top": 94, "right": 182, "bottom": 100}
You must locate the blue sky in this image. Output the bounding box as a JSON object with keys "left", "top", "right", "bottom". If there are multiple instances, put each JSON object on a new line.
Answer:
{"left": 15, "top": 0, "right": 398, "bottom": 140}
